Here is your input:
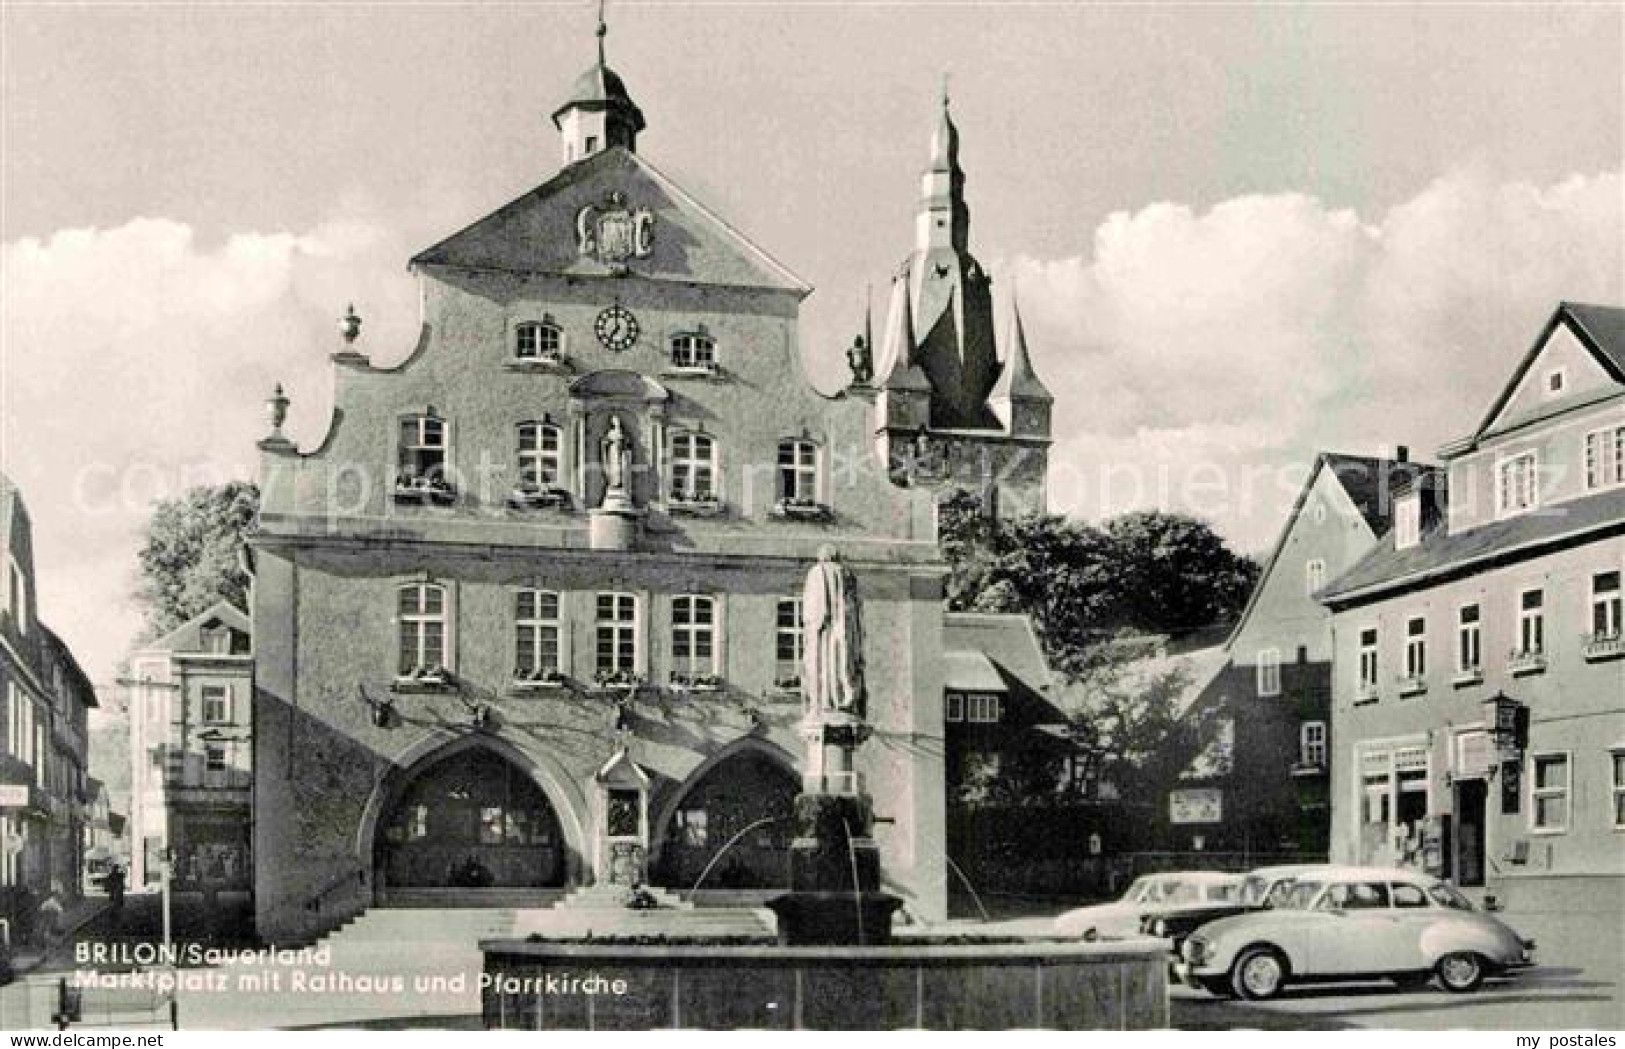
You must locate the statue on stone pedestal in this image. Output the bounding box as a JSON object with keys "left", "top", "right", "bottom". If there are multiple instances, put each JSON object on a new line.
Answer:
{"left": 800, "top": 545, "right": 865, "bottom": 721}
{"left": 846, "top": 335, "right": 873, "bottom": 386}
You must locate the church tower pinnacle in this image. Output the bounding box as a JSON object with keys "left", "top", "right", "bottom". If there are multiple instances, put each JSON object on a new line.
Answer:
{"left": 551, "top": 0, "right": 646, "bottom": 166}
{"left": 917, "top": 76, "right": 969, "bottom": 254}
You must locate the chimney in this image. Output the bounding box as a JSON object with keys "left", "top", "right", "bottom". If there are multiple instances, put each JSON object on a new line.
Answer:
{"left": 1396, "top": 445, "right": 1410, "bottom": 463}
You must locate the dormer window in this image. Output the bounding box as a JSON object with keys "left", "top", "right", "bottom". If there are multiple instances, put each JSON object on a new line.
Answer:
{"left": 515, "top": 321, "right": 563, "bottom": 363}
{"left": 1496, "top": 452, "right": 1538, "bottom": 517}
{"left": 670, "top": 333, "right": 716, "bottom": 372}
{"left": 1584, "top": 425, "right": 1625, "bottom": 491}
{"left": 1395, "top": 492, "right": 1421, "bottom": 550}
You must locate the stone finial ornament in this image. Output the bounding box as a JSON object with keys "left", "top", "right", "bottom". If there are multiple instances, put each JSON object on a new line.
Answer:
{"left": 266, "top": 383, "right": 290, "bottom": 438}
{"left": 339, "top": 303, "right": 362, "bottom": 344}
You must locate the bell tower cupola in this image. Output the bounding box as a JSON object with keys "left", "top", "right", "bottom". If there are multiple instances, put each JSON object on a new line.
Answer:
{"left": 551, "top": 1, "right": 646, "bottom": 166}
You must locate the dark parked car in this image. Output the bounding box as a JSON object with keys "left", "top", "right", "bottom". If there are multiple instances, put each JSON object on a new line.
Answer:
{"left": 1140, "top": 863, "right": 1325, "bottom": 955}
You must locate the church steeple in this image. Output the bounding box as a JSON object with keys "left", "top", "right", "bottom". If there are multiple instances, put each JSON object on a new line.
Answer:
{"left": 917, "top": 77, "right": 969, "bottom": 254}
{"left": 551, "top": 0, "right": 646, "bottom": 165}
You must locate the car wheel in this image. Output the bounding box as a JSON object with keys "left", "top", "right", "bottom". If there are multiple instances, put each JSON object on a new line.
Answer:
{"left": 1196, "top": 976, "right": 1235, "bottom": 999}
{"left": 1231, "top": 946, "right": 1288, "bottom": 1001}
{"left": 1390, "top": 972, "right": 1433, "bottom": 992}
{"left": 1436, "top": 952, "right": 1485, "bottom": 993}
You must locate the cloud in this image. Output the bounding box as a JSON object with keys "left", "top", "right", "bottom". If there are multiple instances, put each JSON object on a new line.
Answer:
{"left": 2, "top": 167, "right": 1619, "bottom": 685}
{"left": 1, "top": 211, "right": 419, "bottom": 684}
{"left": 1007, "top": 167, "right": 1624, "bottom": 552}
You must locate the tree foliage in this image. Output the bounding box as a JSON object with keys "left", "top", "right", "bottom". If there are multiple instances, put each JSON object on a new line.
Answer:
{"left": 939, "top": 491, "right": 1258, "bottom": 806}
{"left": 940, "top": 491, "right": 1257, "bottom": 678}
{"left": 135, "top": 481, "right": 260, "bottom": 639}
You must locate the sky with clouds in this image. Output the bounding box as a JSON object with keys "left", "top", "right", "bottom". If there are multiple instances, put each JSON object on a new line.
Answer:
{"left": 2, "top": 3, "right": 1621, "bottom": 689}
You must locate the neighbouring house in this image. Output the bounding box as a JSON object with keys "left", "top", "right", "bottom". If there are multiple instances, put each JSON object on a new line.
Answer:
{"left": 1322, "top": 301, "right": 1625, "bottom": 912}
{"left": 0, "top": 473, "right": 99, "bottom": 946}
{"left": 1168, "top": 451, "right": 1440, "bottom": 858}
{"left": 124, "top": 600, "right": 253, "bottom": 894}
{"left": 247, "top": 14, "right": 1056, "bottom": 943}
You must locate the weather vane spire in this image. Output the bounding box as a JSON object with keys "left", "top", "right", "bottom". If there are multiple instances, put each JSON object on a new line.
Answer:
{"left": 940, "top": 71, "right": 951, "bottom": 108}
{"left": 596, "top": 0, "right": 608, "bottom": 65}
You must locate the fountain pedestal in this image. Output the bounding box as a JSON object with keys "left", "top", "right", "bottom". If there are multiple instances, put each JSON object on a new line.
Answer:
{"left": 767, "top": 717, "right": 901, "bottom": 945}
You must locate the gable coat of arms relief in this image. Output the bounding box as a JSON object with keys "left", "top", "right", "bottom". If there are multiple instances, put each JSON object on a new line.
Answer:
{"left": 576, "top": 190, "right": 655, "bottom": 266}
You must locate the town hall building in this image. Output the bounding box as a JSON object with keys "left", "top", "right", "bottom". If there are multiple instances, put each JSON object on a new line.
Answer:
{"left": 250, "top": 16, "right": 1054, "bottom": 942}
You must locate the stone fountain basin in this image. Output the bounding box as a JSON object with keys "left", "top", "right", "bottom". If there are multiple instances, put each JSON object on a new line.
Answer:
{"left": 479, "top": 936, "right": 1168, "bottom": 1030}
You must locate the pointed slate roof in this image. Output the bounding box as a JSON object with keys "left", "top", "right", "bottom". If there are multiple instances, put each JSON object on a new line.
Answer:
{"left": 410, "top": 147, "right": 810, "bottom": 296}
{"left": 879, "top": 273, "right": 932, "bottom": 392}
{"left": 989, "top": 295, "right": 1053, "bottom": 403}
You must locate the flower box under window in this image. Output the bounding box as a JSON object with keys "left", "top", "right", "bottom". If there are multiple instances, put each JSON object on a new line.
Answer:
{"left": 1507, "top": 649, "right": 1548, "bottom": 676}
{"left": 1582, "top": 632, "right": 1624, "bottom": 662}
{"left": 1452, "top": 667, "right": 1485, "bottom": 688}
{"left": 394, "top": 474, "right": 457, "bottom": 505}
{"left": 664, "top": 361, "right": 724, "bottom": 380}
{"left": 508, "top": 486, "right": 573, "bottom": 511}
{"left": 669, "top": 492, "right": 724, "bottom": 516}
{"left": 773, "top": 673, "right": 801, "bottom": 695}
{"left": 1396, "top": 675, "right": 1428, "bottom": 698}
{"left": 509, "top": 350, "right": 569, "bottom": 371}
{"left": 1354, "top": 682, "right": 1379, "bottom": 705}
{"left": 1290, "top": 760, "right": 1327, "bottom": 777}
{"left": 772, "top": 497, "right": 832, "bottom": 522}
{"left": 512, "top": 667, "right": 566, "bottom": 691}
{"left": 668, "top": 672, "right": 724, "bottom": 694}
{"left": 393, "top": 665, "right": 454, "bottom": 692}
{"left": 592, "top": 669, "right": 643, "bottom": 692}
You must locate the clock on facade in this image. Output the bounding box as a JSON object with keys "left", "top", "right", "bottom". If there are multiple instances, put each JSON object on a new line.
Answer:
{"left": 594, "top": 305, "right": 640, "bottom": 352}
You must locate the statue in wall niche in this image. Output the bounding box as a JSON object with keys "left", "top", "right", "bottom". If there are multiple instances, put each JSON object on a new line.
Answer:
{"left": 601, "top": 416, "right": 631, "bottom": 496}
{"left": 800, "top": 545, "right": 866, "bottom": 720}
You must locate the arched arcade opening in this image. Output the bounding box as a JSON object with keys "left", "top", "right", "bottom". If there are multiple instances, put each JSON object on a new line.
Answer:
{"left": 374, "top": 745, "right": 568, "bottom": 893}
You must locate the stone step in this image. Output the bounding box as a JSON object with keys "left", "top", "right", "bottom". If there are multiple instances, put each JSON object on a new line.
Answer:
{"left": 553, "top": 885, "right": 694, "bottom": 911}
{"left": 377, "top": 887, "right": 567, "bottom": 909}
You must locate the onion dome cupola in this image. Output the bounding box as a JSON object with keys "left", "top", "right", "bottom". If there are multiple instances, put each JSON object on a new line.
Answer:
{"left": 551, "top": 3, "right": 646, "bottom": 165}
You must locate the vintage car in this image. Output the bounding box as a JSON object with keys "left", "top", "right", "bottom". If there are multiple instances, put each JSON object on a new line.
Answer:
{"left": 1178, "top": 866, "right": 1535, "bottom": 999}
{"left": 1055, "top": 871, "right": 1245, "bottom": 940}
{"left": 1140, "top": 863, "right": 1326, "bottom": 953}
